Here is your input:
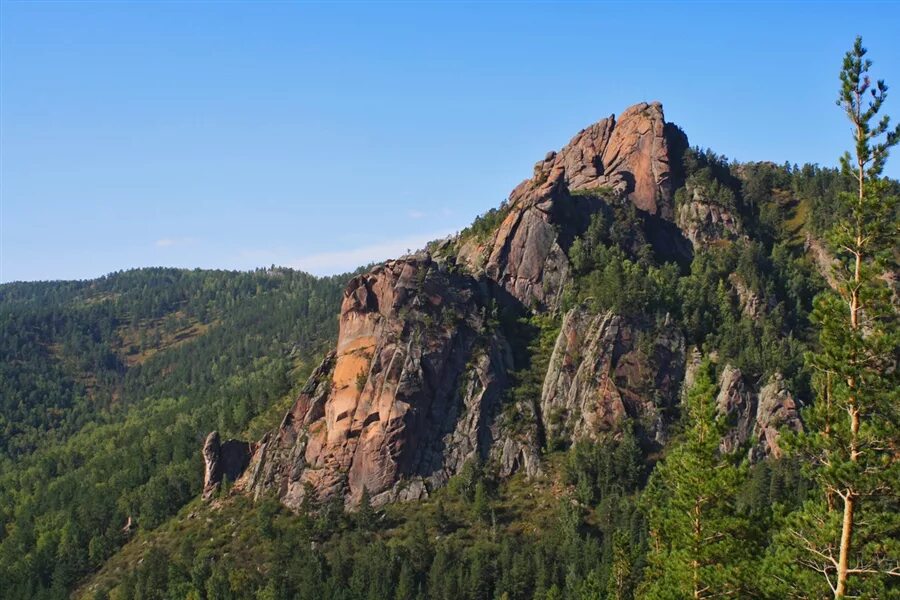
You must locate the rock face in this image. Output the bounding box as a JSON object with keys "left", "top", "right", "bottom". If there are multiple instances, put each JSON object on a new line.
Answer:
{"left": 548, "top": 101, "right": 681, "bottom": 216}
{"left": 716, "top": 365, "right": 757, "bottom": 454}
{"left": 236, "top": 254, "right": 536, "bottom": 508}
{"left": 200, "top": 101, "right": 803, "bottom": 512}
{"left": 202, "top": 431, "right": 252, "bottom": 499}
{"left": 754, "top": 374, "right": 803, "bottom": 459}
{"left": 676, "top": 183, "right": 744, "bottom": 248}
{"left": 715, "top": 366, "right": 802, "bottom": 458}
{"left": 728, "top": 273, "right": 772, "bottom": 320}
{"left": 540, "top": 307, "right": 685, "bottom": 446}
{"left": 462, "top": 101, "right": 687, "bottom": 311}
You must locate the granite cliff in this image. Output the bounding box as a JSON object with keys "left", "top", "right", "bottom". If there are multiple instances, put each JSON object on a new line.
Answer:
{"left": 201, "top": 101, "right": 802, "bottom": 510}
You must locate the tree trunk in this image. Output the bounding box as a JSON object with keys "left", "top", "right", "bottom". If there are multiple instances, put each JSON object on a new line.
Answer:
{"left": 693, "top": 501, "right": 701, "bottom": 599}
{"left": 835, "top": 493, "right": 856, "bottom": 598}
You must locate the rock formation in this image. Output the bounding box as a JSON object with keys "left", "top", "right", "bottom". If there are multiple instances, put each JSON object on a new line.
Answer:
{"left": 236, "top": 254, "right": 537, "bottom": 508}
{"left": 199, "top": 100, "right": 802, "bottom": 512}
{"left": 540, "top": 307, "right": 685, "bottom": 447}
{"left": 202, "top": 431, "right": 252, "bottom": 499}
{"left": 715, "top": 366, "right": 802, "bottom": 459}
{"left": 675, "top": 182, "right": 744, "bottom": 248}
{"left": 728, "top": 273, "right": 773, "bottom": 320}
{"left": 716, "top": 365, "right": 757, "bottom": 454}
{"left": 753, "top": 373, "right": 803, "bottom": 459}
{"left": 460, "top": 101, "right": 687, "bottom": 311}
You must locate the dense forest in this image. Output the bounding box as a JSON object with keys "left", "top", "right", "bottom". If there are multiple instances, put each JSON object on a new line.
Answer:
{"left": 1, "top": 38, "right": 898, "bottom": 600}
{"left": 0, "top": 267, "right": 357, "bottom": 598}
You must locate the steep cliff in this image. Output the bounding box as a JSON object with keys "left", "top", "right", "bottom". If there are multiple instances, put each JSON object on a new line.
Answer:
{"left": 540, "top": 306, "right": 685, "bottom": 448}
{"left": 675, "top": 180, "right": 745, "bottom": 248}
{"left": 202, "top": 431, "right": 253, "bottom": 500}
{"left": 458, "top": 101, "right": 687, "bottom": 311}
{"left": 206, "top": 101, "right": 803, "bottom": 511}
{"left": 236, "top": 254, "right": 537, "bottom": 507}
{"left": 716, "top": 365, "right": 802, "bottom": 459}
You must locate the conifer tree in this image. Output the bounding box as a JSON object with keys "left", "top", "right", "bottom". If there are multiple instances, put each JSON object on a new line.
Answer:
{"left": 606, "top": 530, "right": 633, "bottom": 600}
{"left": 355, "top": 486, "right": 376, "bottom": 530}
{"left": 767, "top": 36, "right": 899, "bottom": 599}
{"left": 637, "top": 362, "right": 754, "bottom": 599}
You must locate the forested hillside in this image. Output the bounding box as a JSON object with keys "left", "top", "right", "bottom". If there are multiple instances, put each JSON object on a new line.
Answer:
{"left": 0, "top": 267, "right": 356, "bottom": 598}
{"left": 74, "top": 151, "right": 893, "bottom": 600}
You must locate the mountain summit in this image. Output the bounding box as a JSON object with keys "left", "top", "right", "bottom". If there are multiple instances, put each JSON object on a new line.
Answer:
{"left": 203, "top": 102, "right": 799, "bottom": 510}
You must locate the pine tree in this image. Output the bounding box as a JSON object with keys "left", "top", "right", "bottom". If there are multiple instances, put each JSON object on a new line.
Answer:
{"left": 356, "top": 486, "right": 376, "bottom": 530}
{"left": 473, "top": 481, "right": 491, "bottom": 525}
{"left": 637, "top": 362, "right": 755, "bottom": 599}
{"left": 767, "top": 36, "right": 899, "bottom": 600}
{"left": 606, "top": 530, "right": 633, "bottom": 600}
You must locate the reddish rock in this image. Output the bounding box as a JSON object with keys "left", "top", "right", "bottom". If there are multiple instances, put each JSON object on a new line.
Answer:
{"left": 237, "top": 254, "right": 536, "bottom": 508}
{"left": 466, "top": 102, "right": 686, "bottom": 310}
{"left": 202, "top": 101, "right": 805, "bottom": 515}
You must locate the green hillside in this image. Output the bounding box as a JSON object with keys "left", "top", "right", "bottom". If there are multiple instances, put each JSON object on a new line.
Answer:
{"left": 0, "top": 267, "right": 356, "bottom": 598}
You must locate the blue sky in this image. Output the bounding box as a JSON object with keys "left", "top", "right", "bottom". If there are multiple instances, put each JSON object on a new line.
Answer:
{"left": 2, "top": 1, "right": 899, "bottom": 283}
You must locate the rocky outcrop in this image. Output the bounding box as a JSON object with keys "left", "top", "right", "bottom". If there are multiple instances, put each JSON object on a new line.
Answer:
{"left": 461, "top": 101, "right": 687, "bottom": 310}
{"left": 754, "top": 373, "right": 802, "bottom": 459}
{"left": 236, "top": 254, "right": 537, "bottom": 508}
{"left": 715, "top": 366, "right": 802, "bottom": 458}
{"left": 804, "top": 232, "right": 840, "bottom": 290}
{"left": 202, "top": 431, "right": 252, "bottom": 500}
{"left": 716, "top": 366, "right": 757, "bottom": 454}
{"left": 200, "top": 101, "right": 808, "bottom": 514}
{"left": 540, "top": 306, "right": 685, "bottom": 447}
{"left": 550, "top": 101, "right": 681, "bottom": 216}
{"left": 728, "top": 273, "right": 773, "bottom": 320}
{"left": 676, "top": 183, "right": 743, "bottom": 248}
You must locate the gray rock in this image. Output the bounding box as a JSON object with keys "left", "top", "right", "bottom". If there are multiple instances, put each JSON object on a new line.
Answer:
{"left": 540, "top": 306, "right": 685, "bottom": 446}
{"left": 202, "top": 431, "right": 252, "bottom": 500}
{"left": 676, "top": 184, "right": 744, "bottom": 248}
{"left": 715, "top": 366, "right": 803, "bottom": 458}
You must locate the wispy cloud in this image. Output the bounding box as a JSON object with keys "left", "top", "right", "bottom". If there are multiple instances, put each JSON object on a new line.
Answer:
{"left": 288, "top": 229, "right": 456, "bottom": 275}
{"left": 406, "top": 208, "right": 452, "bottom": 220}
{"left": 155, "top": 237, "right": 195, "bottom": 248}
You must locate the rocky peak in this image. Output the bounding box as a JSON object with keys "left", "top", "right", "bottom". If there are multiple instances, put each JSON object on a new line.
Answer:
{"left": 463, "top": 102, "right": 688, "bottom": 310}
{"left": 521, "top": 101, "right": 680, "bottom": 216}
{"left": 199, "top": 102, "right": 804, "bottom": 514}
